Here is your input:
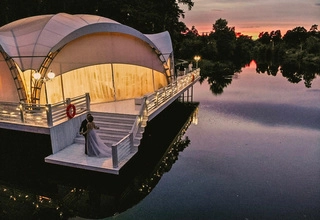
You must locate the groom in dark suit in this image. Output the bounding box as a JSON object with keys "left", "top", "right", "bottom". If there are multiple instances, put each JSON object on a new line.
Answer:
{"left": 79, "top": 113, "right": 91, "bottom": 154}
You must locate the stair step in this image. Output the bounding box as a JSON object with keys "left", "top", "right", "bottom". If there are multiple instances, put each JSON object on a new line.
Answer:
{"left": 92, "top": 112, "right": 137, "bottom": 121}
{"left": 91, "top": 111, "right": 137, "bottom": 118}
{"left": 74, "top": 135, "right": 123, "bottom": 145}
{"left": 95, "top": 122, "right": 133, "bottom": 130}
{"left": 74, "top": 110, "right": 148, "bottom": 154}
{"left": 96, "top": 127, "right": 131, "bottom": 135}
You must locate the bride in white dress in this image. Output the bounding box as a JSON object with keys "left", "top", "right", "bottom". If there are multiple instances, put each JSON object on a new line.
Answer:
{"left": 82, "top": 115, "right": 112, "bottom": 157}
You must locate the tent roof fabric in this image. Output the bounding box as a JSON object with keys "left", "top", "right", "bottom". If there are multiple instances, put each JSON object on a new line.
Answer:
{"left": 0, "top": 13, "right": 173, "bottom": 71}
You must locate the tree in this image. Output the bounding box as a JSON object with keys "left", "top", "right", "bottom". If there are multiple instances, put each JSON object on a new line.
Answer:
{"left": 210, "top": 18, "right": 236, "bottom": 61}
{"left": 234, "top": 35, "right": 254, "bottom": 66}
{"left": 258, "top": 32, "right": 271, "bottom": 44}
{"left": 0, "top": 0, "right": 194, "bottom": 58}
{"left": 283, "top": 26, "right": 308, "bottom": 50}
{"left": 0, "top": 0, "right": 194, "bottom": 36}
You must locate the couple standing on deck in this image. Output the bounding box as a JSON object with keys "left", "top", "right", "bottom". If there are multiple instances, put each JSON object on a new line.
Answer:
{"left": 79, "top": 113, "right": 111, "bottom": 157}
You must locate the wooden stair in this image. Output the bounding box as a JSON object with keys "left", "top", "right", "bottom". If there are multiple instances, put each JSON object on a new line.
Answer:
{"left": 74, "top": 111, "right": 147, "bottom": 147}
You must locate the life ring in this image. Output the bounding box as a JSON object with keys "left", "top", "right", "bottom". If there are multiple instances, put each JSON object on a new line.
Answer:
{"left": 66, "top": 104, "right": 76, "bottom": 119}
{"left": 191, "top": 74, "right": 195, "bottom": 82}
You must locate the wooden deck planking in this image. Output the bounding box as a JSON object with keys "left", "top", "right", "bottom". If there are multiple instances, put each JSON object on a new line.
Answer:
{"left": 44, "top": 99, "right": 140, "bottom": 175}
{"left": 44, "top": 142, "right": 136, "bottom": 175}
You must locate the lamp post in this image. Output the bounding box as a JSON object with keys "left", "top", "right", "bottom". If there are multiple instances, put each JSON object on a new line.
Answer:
{"left": 33, "top": 70, "right": 55, "bottom": 104}
{"left": 194, "top": 55, "right": 201, "bottom": 68}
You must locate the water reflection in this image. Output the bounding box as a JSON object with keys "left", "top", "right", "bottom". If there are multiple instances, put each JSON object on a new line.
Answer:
{"left": 256, "top": 59, "right": 319, "bottom": 88}
{"left": 201, "top": 58, "right": 320, "bottom": 95}
{"left": 199, "top": 60, "right": 238, "bottom": 95}
{"left": 0, "top": 102, "right": 198, "bottom": 219}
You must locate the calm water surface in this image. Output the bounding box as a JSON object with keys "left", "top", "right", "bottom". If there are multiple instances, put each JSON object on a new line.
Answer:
{"left": 109, "top": 66, "right": 320, "bottom": 220}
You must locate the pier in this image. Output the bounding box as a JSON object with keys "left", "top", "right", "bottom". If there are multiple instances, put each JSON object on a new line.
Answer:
{"left": 0, "top": 70, "right": 200, "bottom": 174}
{"left": 0, "top": 13, "right": 200, "bottom": 175}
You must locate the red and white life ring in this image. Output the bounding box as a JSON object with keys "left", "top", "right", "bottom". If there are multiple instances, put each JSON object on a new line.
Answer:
{"left": 191, "top": 74, "right": 195, "bottom": 82}
{"left": 66, "top": 104, "right": 76, "bottom": 118}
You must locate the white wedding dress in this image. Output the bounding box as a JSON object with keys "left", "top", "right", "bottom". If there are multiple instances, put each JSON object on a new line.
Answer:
{"left": 86, "top": 122, "right": 112, "bottom": 157}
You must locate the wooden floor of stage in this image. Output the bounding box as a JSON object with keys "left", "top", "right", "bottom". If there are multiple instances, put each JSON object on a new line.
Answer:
{"left": 45, "top": 99, "right": 141, "bottom": 175}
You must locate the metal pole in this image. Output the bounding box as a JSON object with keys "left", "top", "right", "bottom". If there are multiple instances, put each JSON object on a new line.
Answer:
{"left": 44, "top": 82, "right": 48, "bottom": 104}
{"left": 111, "top": 63, "right": 116, "bottom": 101}
{"left": 85, "top": 93, "right": 90, "bottom": 111}
{"left": 46, "top": 104, "right": 53, "bottom": 126}
{"left": 112, "top": 144, "right": 118, "bottom": 168}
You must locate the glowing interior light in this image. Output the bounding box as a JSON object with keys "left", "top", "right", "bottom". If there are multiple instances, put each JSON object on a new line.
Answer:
{"left": 47, "top": 70, "right": 55, "bottom": 79}
{"left": 33, "top": 71, "right": 41, "bottom": 80}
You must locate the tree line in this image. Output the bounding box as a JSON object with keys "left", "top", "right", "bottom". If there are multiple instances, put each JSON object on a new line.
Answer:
{"left": 178, "top": 19, "right": 320, "bottom": 92}
{"left": 0, "top": 0, "right": 194, "bottom": 49}
{"left": 0, "top": 1, "right": 319, "bottom": 90}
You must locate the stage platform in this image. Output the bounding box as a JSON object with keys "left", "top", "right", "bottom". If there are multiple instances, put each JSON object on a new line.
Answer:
{"left": 45, "top": 142, "right": 134, "bottom": 175}
{"left": 90, "top": 99, "right": 141, "bottom": 115}
{"left": 45, "top": 99, "right": 140, "bottom": 175}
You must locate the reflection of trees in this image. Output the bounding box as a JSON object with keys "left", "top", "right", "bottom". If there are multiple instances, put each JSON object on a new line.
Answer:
{"left": 0, "top": 102, "right": 199, "bottom": 219}
{"left": 255, "top": 55, "right": 320, "bottom": 88}
{"left": 200, "top": 60, "right": 248, "bottom": 95}
{"left": 253, "top": 25, "right": 320, "bottom": 88}
{"left": 255, "top": 59, "right": 280, "bottom": 76}
{"left": 280, "top": 61, "right": 303, "bottom": 84}
{"left": 280, "top": 59, "right": 319, "bottom": 88}
{"left": 187, "top": 20, "right": 320, "bottom": 93}
{"left": 200, "top": 54, "right": 319, "bottom": 95}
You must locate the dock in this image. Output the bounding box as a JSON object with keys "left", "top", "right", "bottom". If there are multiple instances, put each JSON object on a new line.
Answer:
{"left": 45, "top": 99, "right": 140, "bottom": 175}
{"left": 1, "top": 70, "right": 200, "bottom": 175}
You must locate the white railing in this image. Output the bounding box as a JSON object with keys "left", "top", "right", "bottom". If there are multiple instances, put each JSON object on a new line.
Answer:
{"left": 112, "top": 132, "right": 134, "bottom": 168}
{"left": 0, "top": 93, "right": 90, "bottom": 127}
{"left": 111, "top": 98, "right": 148, "bottom": 168}
{"left": 145, "top": 69, "right": 200, "bottom": 113}
{"left": 111, "top": 69, "right": 200, "bottom": 167}
{"left": 0, "top": 70, "right": 199, "bottom": 167}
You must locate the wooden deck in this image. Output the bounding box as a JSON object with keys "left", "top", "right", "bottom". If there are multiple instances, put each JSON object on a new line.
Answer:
{"left": 45, "top": 143, "right": 125, "bottom": 175}
{"left": 2, "top": 70, "right": 200, "bottom": 175}
{"left": 46, "top": 73, "right": 200, "bottom": 175}
{"left": 45, "top": 99, "right": 140, "bottom": 175}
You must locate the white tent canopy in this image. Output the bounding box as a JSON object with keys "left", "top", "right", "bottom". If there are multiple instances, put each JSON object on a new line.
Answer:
{"left": 0, "top": 13, "right": 174, "bottom": 103}
{"left": 0, "top": 13, "right": 172, "bottom": 72}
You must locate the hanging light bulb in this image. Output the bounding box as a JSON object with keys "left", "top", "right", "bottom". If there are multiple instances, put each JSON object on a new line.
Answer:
{"left": 33, "top": 70, "right": 41, "bottom": 80}
{"left": 47, "top": 70, "right": 55, "bottom": 80}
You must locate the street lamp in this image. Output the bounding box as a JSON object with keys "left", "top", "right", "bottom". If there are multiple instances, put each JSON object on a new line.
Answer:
{"left": 194, "top": 55, "right": 201, "bottom": 68}
{"left": 32, "top": 70, "right": 55, "bottom": 104}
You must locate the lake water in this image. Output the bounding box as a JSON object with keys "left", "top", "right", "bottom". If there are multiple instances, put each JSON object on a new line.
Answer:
{"left": 1, "top": 64, "right": 320, "bottom": 220}
{"left": 109, "top": 65, "right": 320, "bottom": 220}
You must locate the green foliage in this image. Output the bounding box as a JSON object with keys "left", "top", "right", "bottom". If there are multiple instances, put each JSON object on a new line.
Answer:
{"left": 1, "top": 2, "right": 319, "bottom": 91}
{"left": 283, "top": 26, "right": 308, "bottom": 48}
{"left": 210, "top": 19, "right": 237, "bottom": 61}
{"left": 0, "top": 0, "right": 194, "bottom": 51}
{"left": 198, "top": 59, "right": 240, "bottom": 95}
{"left": 185, "top": 21, "right": 320, "bottom": 94}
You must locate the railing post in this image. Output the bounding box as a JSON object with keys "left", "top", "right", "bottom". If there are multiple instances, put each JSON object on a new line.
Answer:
{"left": 156, "top": 91, "right": 159, "bottom": 107}
{"left": 143, "top": 96, "right": 149, "bottom": 114}
{"left": 85, "top": 93, "right": 90, "bottom": 111}
{"left": 66, "top": 98, "right": 71, "bottom": 105}
{"left": 129, "top": 132, "right": 134, "bottom": 152}
{"left": 164, "top": 87, "right": 167, "bottom": 99}
{"left": 112, "top": 144, "right": 118, "bottom": 168}
{"left": 46, "top": 104, "right": 53, "bottom": 126}
{"left": 19, "top": 102, "right": 25, "bottom": 123}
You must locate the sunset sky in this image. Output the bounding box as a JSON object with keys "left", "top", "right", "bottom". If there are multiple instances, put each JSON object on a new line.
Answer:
{"left": 180, "top": 0, "right": 320, "bottom": 39}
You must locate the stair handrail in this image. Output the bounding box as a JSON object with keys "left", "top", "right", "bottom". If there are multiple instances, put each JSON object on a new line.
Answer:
{"left": 112, "top": 97, "right": 148, "bottom": 168}
{"left": 111, "top": 132, "right": 133, "bottom": 168}
{"left": 108, "top": 69, "right": 201, "bottom": 168}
